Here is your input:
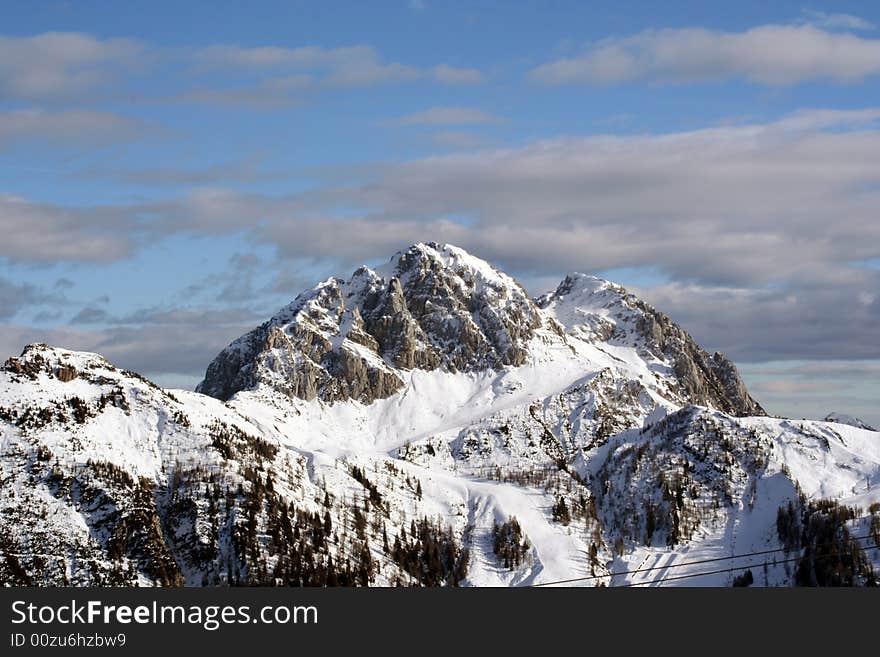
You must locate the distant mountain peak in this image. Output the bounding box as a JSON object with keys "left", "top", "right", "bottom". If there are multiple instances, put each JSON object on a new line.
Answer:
{"left": 824, "top": 412, "right": 876, "bottom": 431}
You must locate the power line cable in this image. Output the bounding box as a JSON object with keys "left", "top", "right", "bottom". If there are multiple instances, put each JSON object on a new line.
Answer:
{"left": 619, "top": 540, "right": 880, "bottom": 587}
{"left": 531, "top": 524, "right": 878, "bottom": 587}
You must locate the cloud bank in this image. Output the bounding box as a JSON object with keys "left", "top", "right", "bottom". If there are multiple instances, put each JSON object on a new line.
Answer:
{"left": 531, "top": 24, "right": 880, "bottom": 85}
{"left": 3, "top": 109, "right": 878, "bottom": 366}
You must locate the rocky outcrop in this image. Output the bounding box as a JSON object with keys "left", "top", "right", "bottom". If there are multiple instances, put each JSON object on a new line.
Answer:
{"left": 4, "top": 345, "right": 92, "bottom": 385}
{"left": 537, "top": 273, "right": 765, "bottom": 417}
{"left": 55, "top": 364, "right": 78, "bottom": 382}
{"left": 198, "top": 242, "right": 543, "bottom": 403}
{"left": 198, "top": 243, "right": 763, "bottom": 416}
{"left": 632, "top": 302, "right": 764, "bottom": 417}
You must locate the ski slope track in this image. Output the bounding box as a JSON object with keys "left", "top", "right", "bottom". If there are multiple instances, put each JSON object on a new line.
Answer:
{"left": 2, "top": 243, "right": 878, "bottom": 587}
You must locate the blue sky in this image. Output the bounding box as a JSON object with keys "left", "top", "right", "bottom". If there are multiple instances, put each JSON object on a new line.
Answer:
{"left": 1, "top": 1, "right": 879, "bottom": 424}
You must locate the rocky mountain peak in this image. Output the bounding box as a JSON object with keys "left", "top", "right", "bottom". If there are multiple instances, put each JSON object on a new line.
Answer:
{"left": 197, "top": 243, "right": 764, "bottom": 417}
{"left": 196, "top": 242, "right": 544, "bottom": 403}
{"left": 3, "top": 343, "right": 110, "bottom": 384}
{"left": 537, "top": 271, "right": 765, "bottom": 417}
{"left": 7, "top": 249, "right": 877, "bottom": 590}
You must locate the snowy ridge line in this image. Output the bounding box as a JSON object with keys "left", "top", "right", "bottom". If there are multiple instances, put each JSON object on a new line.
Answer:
{"left": 530, "top": 526, "right": 878, "bottom": 587}
{"left": 619, "top": 541, "right": 880, "bottom": 588}
{"left": 2, "top": 245, "right": 878, "bottom": 587}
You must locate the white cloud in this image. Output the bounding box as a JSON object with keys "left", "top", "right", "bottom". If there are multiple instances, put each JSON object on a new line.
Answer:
{"left": 291, "top": 108, "right": 880, "bottom": 283}
{"left": 0, "top": 194, "right": 137, "bottom": 263}
{"left": 388, "top": 106, "right": 500, "bottom": 125}
{"left": 799, "top": 9, "right": 875, "bottom": 31}
{"left": 632, "top": 275, "right": 880, "bottom": 362}
{"left": 4, "top": 108, "right": 880, "bottom": 365}
{"left": 530, "top": 24, "right": 880, "bottom": 85}
{"left": 750, "top": 379, "right": 832, "bottom": 394}
{"left": 194, "top": 43, "right": 420, "bottom": 87}
{"left": 0, "top": 32, "right": 143, "bottom": 101}
{"left": 0, "top": 33, "right": 483, "bottom": 107}
{"left": 431, "top": 64, "right": 485, "bottom": 84}
{"left": 8, "top": 108, "right": 880, "bottom": 280}
{"left": 0, "top": 109, "right": 148, "bottom": 149}
{"left": 193, "top": 45, "right": 483, "bottom": 89}
{"left": 429, "top": 130, "right": 495, "bottom": 149}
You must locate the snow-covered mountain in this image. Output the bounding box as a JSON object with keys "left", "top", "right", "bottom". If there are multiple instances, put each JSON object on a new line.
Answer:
{"left": 824, "top": 413, "right": 876, "bottom": 432}
{"left": 2, "top": 243, "right": 878, "bottom": 587}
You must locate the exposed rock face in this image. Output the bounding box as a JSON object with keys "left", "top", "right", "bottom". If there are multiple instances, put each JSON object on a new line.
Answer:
{"left": 198, "top": 243, "right": 762, "bottom": 416}
{"left": 537, "top": 274, "right": 765, "bottom": 417}
{"left": 4, "top": 344, "right": 93, "bottom": 384}
{"left": 3, "top": 302, "right": 875, "bottom": 588}
{"left": 634, "top": 307, "right": 764, "bottom": 417}
{"left": 197, "top": 242, "right": 543, "bottom": 403}
{"left": 55, "top": 364, "right": 78, "bottom": 382}
{"left": 367, "top": 245, "right": 542, "bottom": 371}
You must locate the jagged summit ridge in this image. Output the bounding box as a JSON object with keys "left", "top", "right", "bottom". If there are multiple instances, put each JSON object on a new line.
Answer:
{"left": 197, "top": 243, "right": 763, "bottom": 416}
{"left": 3, "top": 261, "right": 879, "bottom": 587}
{"left": 197, "top": 242, "right": 544, "bottom": 403}
{"left": 537, "top": 272, "right": 765, "bottom": 417}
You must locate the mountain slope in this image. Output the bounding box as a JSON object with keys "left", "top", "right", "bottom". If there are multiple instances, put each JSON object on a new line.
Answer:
{"left": 2, "top": 243, "right": 877, "bottom": 587}
{"left": 198, "top": 242, "right": 762, "bottom": 417}
{"left": 536, "top": 273, "right": 764, "bottom": 416}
